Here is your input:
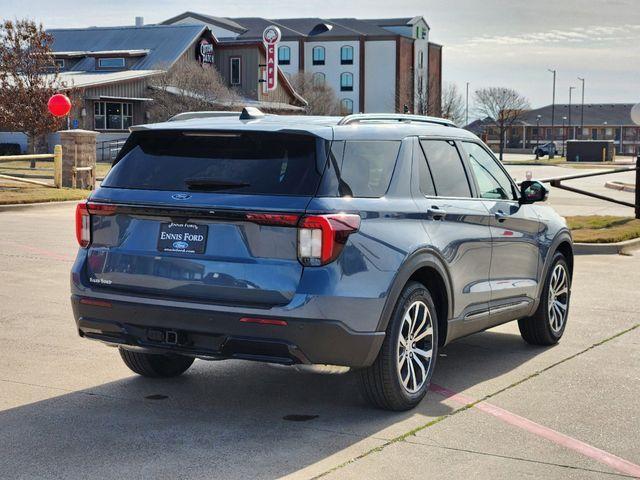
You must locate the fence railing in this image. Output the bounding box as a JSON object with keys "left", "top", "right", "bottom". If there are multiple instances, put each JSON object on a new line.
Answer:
{"left": 97, "top": 137, "right": 128, "bottom": 163}
{"left": 0, "top": 145, "right": 62, "bottom": 188}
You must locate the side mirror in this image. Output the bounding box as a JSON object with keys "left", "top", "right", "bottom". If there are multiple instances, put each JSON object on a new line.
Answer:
{"left": 519, "top": 180, "right": 548, "bottom": 204}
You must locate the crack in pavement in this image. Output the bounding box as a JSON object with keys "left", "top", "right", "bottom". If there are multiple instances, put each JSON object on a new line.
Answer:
{"left": 312, "top": 323, "right": 640, "bottom": 479}
{"left": 402, "top": 439, "right": 637, "bottom": 478}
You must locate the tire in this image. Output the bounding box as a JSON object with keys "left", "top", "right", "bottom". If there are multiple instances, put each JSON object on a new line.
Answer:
{"left": 518, "top": 252, "right": 571, "bottom": 346}
{"left": 360, "top": 282, "right": 438, "bottom": 411}
{"left": 119, "top": 348, "right": 194, "bottom": 378}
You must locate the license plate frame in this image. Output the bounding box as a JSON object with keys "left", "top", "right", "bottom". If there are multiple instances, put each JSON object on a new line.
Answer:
{"left": 157, "top": 222, "right": 208, "bottom": 254}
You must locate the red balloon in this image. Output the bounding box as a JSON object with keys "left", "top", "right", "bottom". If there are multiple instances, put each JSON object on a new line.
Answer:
{"left": 48, "top": 94, "right": 72, "bottom": 117}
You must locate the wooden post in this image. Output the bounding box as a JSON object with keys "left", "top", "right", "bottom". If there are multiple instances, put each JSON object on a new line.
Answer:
{"left": 636, "top": 153, "right": 640, "bottom": 220}
{"left": 53, "top": 144, "right": 62, "bottom": 188}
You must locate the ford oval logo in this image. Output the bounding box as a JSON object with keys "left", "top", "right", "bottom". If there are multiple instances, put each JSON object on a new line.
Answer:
{"left": 172, "top": 193, "right": 191, "bottom": 200}
{"left": 173, "top": 241, "right": 189, "bottom": 249}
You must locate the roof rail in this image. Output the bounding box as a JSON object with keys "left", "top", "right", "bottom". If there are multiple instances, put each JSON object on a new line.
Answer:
{"left": 168, "top": 111, "right": 240, "bottom": 122}
{"left": 338, "top": 113, "right": 456, "bottom": 127}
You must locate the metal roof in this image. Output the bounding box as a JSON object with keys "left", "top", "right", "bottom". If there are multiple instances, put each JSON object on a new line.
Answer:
{"left": 520, "top": 104, "right": 637, "bottom": 126}
{"left": 159, "top": 11, "right": 247, "bottom": 33}
{"left": 54, "top": 70, "right": 162, "bottom": 89}
{"left": 48, "top": 24, "right": 206, "bottom": 71}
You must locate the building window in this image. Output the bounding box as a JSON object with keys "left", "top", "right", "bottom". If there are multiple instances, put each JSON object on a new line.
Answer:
{"left": 340, "top": 99, "right": 354, "bottom": 115}
{"left": 54, "top": 59, "right": 65, "bottom": 69}
{"left": 278, "top": 46, "right": 291, "bottom": 65}
{"left": 418, "top": 51, "right": 424, "bottom": 69}
{"left": 312, "top": 72, "right": 325, "bottom": 88}
{"left": 340, "top": 45, "right": 353, "bottom": 65}
{"left": 312, "top": 46, "right": 325, "bottom": 65}
{"left": 94, "top": 101, "right": 132, "bottom": 130}
{"left": 98, "top": 57, "right": 125, "bottom": 69}
{"left": 340, "top": 72, "right": 353, "bottom": 92}
{"left": 230, "top": 57, "right": 241, "bottom": 86}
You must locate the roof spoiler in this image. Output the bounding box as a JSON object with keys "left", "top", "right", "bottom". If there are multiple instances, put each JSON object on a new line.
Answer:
{"left": 240, "top": 107, "right": 265, "bottom": 120}
{"left": 167, "top": 111, "right": 240, "bottom": 122}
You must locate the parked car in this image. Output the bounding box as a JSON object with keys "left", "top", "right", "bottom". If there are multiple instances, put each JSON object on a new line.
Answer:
{"left": 533, "top": 141, "right": 558, "bottom": 158}
{"left": 71, "top": 109, "right": 573, "bottom": 411}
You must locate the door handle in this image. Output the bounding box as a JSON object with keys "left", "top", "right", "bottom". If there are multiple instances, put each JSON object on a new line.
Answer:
{"left": 495, "top": 210, "right": 507, "bottom": 223}
{"left": 428, "top": 205, "right": 446, "bottom": 221}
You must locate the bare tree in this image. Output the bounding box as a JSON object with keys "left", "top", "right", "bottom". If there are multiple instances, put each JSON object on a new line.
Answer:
{"left": 147, "top": 61, "right": 240, "bottom": 122}
{"left": 441, "top": 82, "right": 465, "bottom": 126}
{"left": 0, "top": 19, "right": 67, "bottom": 159}
{"left": 474, "top": 87, "right": 530, "bottom": 161}
{"left": 289, "top": 72, "right": 340, "bottom": 115}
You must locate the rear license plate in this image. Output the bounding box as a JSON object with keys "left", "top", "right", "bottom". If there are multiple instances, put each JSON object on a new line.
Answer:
{"left": 157, "top": 222, "right": 208, "bottom": 254}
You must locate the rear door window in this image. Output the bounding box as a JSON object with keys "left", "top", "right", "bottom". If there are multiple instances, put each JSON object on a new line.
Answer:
{"left": 102, "top": 131, "right": 321, "bottom": 196}
{"left": 339, "top": 141, "right": 400, "bottom": 197}
{"left": 419, "top": 139, "right": 472, "bottom": 198}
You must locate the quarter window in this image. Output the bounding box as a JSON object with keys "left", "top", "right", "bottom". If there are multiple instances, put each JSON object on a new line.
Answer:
{"left": 420, "top": 140, "right": 471, "bottom": 198}
{"left": 340, "top": 45, "right": 354, "bottom": 65}
{"left": 312, "top": 46, "right": 325, "bottom": 65}
{"left": 339, "top": 141, "right": 401, "bottom": 197}
{"left": 278, "top": 46, "right": 291, "bottom": 65}
{"left": 340, "top": 72, "right": 353, "bottom": 92}
{"left": 463, "top": 142, "right": 514, "bottom": 200}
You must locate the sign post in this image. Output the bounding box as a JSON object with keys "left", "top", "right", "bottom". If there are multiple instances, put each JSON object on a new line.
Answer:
{"left": 262, "top": 25, "right": 281, "bottom": 93}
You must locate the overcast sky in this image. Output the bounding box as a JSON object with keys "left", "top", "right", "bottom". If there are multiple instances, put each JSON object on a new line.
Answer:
{"left": 2, "top": 0, "right": 639, "bottom": 109}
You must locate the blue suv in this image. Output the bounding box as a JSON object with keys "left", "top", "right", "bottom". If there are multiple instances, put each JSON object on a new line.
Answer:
{"left": 71, "top": 109, "right": 573, "bottom": 411}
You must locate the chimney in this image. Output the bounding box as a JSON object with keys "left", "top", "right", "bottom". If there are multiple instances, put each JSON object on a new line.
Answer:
{"left": 135, "top": 16, "right": 144, "bottom": 27}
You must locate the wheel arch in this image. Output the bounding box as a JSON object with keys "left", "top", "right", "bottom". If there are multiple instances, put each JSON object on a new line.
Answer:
{"left": 377, "top": 249, "right": 453, "bottom": 347}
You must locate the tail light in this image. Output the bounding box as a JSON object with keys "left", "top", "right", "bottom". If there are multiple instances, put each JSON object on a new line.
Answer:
{"left": 298, "top": 214, "right": 360, "bottom": 266}
{"left": 75, "top": 202, "right": 91, "bottom": 248}
{"left": 75, "top": 201, "right": 117, "bottom": 248}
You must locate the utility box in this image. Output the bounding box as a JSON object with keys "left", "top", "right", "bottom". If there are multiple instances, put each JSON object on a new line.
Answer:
{"left": 566, "top": 140, "right": 615, "bottom": 162}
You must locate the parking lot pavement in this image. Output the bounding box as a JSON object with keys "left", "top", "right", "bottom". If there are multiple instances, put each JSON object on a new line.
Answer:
{"left": 1, "top": 203, "right": 639, "bottom": 480}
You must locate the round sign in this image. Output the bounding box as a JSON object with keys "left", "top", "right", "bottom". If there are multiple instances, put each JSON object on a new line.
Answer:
{"left": 47, "top": 94, "right": 72, "bottom": 117}
{"left": 262, "top": 25, "right": 281, "bottom": 45}
{"left": 631, "top": 103, "right": 640, "bottom": 126}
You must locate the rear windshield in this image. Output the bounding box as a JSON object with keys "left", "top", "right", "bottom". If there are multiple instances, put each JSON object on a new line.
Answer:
{"left": 102, "top": 131, "right": 321, "bottom": 195}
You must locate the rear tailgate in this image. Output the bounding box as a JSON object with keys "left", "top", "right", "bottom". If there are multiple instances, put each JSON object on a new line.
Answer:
{"left": 83, "top": 130, "right": 325, "bottom": 308}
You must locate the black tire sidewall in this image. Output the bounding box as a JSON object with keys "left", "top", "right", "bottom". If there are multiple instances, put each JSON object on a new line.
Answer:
{"left": 542, "top": 253, "right": 571, "bottom": 341}
{"left": 385, "top": 282, "right": 439, "bottom": 405}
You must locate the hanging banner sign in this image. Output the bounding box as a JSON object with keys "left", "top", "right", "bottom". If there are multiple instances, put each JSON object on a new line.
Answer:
{"left": 262, "top": 25, "right": 281, "bottom": 92}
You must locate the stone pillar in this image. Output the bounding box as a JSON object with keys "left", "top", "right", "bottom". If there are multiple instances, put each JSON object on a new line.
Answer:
{"left": 59, "top": 129, "right": 98, "bottom": 189}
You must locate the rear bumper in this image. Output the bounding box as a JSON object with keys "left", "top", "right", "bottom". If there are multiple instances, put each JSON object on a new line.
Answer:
{"left": 71, "top": 294, "right": 384, "bottom": 368}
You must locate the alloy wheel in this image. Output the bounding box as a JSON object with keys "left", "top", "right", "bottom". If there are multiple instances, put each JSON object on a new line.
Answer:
{"left": 548, "top": 263, "right": 569, "bottom": 333}
{"left": 397, "top": 300, "right": 434, "bottom": 393}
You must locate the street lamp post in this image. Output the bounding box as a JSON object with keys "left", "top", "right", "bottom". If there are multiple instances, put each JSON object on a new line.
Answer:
{"left": 562, "top": 116, "right": 567, "bottom": 157}
{"left": 569, "top": 86, "right": 575, "bottom": 140}
{"left": 578, "top": 77, "right": 585, "bottom": 137}
{"left": 535, "top": 114, "right": 541, "bottom": 159}
{"left": 548, "top": 69, "right": 557, "bottom": 158}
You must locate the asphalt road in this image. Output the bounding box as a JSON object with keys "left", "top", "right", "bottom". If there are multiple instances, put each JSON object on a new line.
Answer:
{"left": 0, "top": 203, "right": 639, "bottom": 480}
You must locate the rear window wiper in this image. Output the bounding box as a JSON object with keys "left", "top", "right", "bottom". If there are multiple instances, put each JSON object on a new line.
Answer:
{"left": 184, "top": 178, "right": 251, "bottom": 191}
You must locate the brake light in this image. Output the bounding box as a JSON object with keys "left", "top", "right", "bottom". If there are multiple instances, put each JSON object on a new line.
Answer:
{"left": 75, "top": 202, "right": 91, "bottom": 248}
{"left": 245, "top": 212, "right": 300, "bottom": 226}
{"left": 87, "top": 202, "right": 117, "bottom": 216}
{"left": 298, "top": 214, "right": 360, "bottom": 266}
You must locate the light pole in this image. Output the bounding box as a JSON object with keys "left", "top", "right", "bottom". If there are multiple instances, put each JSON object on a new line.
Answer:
{"left": 562, "top": 116, "right": 567, "bottom": 157}
{"left": 465, "top": 82, "right": 469, "bottom": 127}
{"left": 578, "top": 77, "right": 585, "bottom": 137}
{"left": 535, "top": 114, "right": 541, "bottom": 159}
{"left": 568, "top": 86, "right": 575, "bottom": 140}
{"left": 548, "top": 69, "right": 557, "bottom": 158}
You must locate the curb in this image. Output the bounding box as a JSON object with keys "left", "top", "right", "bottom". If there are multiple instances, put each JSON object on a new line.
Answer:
{"left": 0, "top": 199, "right": 82, "bottom": 212}
{"left": 574, "top": 237, "right": 640, "bottom": 255}
{"left": 604, "top": 181, "right": 636, "bottom": 193}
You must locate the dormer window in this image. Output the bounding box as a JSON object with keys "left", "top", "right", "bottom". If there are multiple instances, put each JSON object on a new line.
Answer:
{"left": 98, "top": 57, "right": 125, "bottom": 69}
{"left": 54, "top": 59, "right": 65, "bottom": 69}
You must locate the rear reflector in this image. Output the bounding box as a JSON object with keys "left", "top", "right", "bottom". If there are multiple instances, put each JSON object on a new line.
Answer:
{"left": 239, "top": 317, "right": 288, "bottom": 326}
{"left": 79, "top": 297, "right": 113, "bottom": 308}
{"left": 75, "top": 202, "right": 91, "bottom": 248}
